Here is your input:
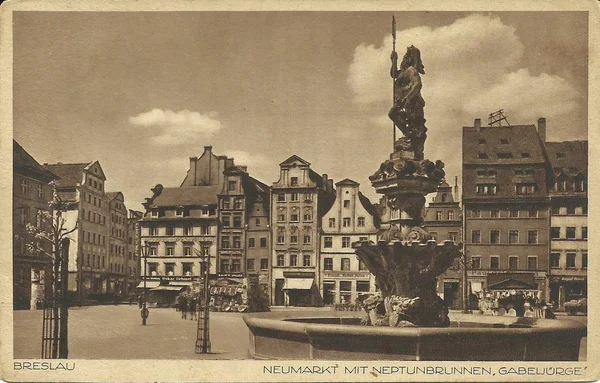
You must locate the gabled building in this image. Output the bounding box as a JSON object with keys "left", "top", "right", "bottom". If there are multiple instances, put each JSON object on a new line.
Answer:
{"left": 43, "top": 160, "right": 110, "bottom": 301}
{"left": 462, "top": 118, "right": 551, "bottom": 299}
{"left": 545, "top": 140, "right": 588, "bottom": 309}
{"left": 320, "top": 179, "right": 379, "bottom": 305}
{"left": 13, "top": 141, "right": 58, "bottom": 309}
{"left": 127, "top": 209, "right": 144, "bottom": 293}
{"left": 270, "top": 155, "right": 335, "bottom": 306}
{"left": 106, "top": 191, "right": 129, "bottom": 295}
{"left": 423, "top": 180, "right": 462, "bottom": 309}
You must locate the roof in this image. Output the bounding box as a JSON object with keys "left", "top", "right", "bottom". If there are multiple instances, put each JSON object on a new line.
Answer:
{"left": 487, "top": 273, "right": 537, "bottom": 290}
{"left": 463, "top": 125, "right": 546, "bottom": 165}
{"left": 279, "top": 155, "right": 311, "bottom": 167}
{"left": 106, "top": 191, "right": 124, "bottom": 201}
{"left": 335, "top": 178, "right": 360, "bottom": 187}
{"left": 44, "top": 162, "right": 90, "bottom": 187}
{"left": 545, "top": 141, "right": 588, "bottom": 177}
{"left": 151, "top": 185, "right": 221, "bottom": 207}
{"left": 13, "top": 140, "right": 58, "bottom": 181}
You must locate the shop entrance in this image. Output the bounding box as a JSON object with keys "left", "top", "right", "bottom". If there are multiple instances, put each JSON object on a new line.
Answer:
{"left": 443, "top": 281, "right": 460, "bottom": 309}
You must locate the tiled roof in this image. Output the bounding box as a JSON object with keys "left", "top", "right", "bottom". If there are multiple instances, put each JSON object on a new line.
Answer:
{"left": 151, "top": 185, "right": 221, "bottom": 207}
{"left": 545, "top": 141, "right": 587, "bottom": 176}
{"left": 463, "top": 125, "right": 546, "bottom": 165}
{"left": 13, "top": 140, "right": 58, "bottom": 181}
{"left": 335, "top": 178, "right": 360, "bottom": 186}
{"left": 44, "top": 162, "right": 90, "bottom": 187}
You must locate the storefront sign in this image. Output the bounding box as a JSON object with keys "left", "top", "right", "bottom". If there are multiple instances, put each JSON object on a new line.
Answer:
{"left": 323, "top": 271, "right": 371, "bottom": 279}
{"left": 218, "top": 272, "right": 244, "bottom": 278}
{"left": 145, "top": 276, "right": 202, "bottom": 281}
{"left": 550, "top": 276, "right": 586, "bottom": 282}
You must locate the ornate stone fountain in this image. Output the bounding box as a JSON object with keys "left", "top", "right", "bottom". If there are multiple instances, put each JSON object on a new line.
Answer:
{"left": 353, "top": 45, "right": 461, "bottom": 328}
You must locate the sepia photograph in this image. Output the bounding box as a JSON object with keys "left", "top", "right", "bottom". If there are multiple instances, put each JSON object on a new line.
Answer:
{"left": 1, "top": 1, "right": 598, "bottom": 382}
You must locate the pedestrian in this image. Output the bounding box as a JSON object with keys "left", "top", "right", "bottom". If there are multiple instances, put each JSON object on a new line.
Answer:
{"left": 189, "top": 298, "right": 197, "bottom": 320}
{"left": 180, "top": 294, "right": 188, "bottom": 319}
{"left": 138, "top": 294, "right": 143, "bottom": 309}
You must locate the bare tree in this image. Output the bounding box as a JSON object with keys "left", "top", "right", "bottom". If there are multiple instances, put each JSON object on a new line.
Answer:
{"left": 21, "top": 183, "right": 77, "bottom": 358}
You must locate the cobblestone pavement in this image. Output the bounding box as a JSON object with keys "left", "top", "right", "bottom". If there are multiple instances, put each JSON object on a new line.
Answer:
{"left": 13, "top": 305, "right": 587, "bottom": 360}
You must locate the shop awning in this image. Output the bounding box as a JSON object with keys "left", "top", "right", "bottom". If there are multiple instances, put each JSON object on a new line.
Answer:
{"left": 136, "top": 280, "right": 161, "bottom": 289}
{"left": 151, "top": 285, "right": 185, "bottom": 292}
{"left": 210, "top": 286, "right": 240, "bottom": 296}
{"left": 282, "top": 278, "right": 314, "bottom": 290}
{"left": 169, "top": 281, "right": 194, "bottom": 287}
{"left": 487, "top": 273, "right": 537, "bottom": 290}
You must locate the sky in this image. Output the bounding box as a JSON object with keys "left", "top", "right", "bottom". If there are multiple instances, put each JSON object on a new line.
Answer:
{"left": 13, "top": 11, "right": 588, "bottom": 210}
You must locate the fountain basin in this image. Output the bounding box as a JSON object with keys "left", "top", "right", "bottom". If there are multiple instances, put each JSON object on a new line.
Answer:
{"left": 243, "top": 310, "right": 585, "bottom": 361}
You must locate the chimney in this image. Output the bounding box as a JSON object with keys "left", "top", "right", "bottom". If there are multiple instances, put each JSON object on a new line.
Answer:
{"left": 322, "top": 174, "right": 328, "bottom": 188}
{"left": 328, "top": 179, "right": 334, "bottom": 192}
{"left": 189, "top": 157, "right": 197, "bottom": 184}
{"left": 204, "top": 145, "right": 213, "bottom": 155}
{"left": 239, "top": 165, "right": 248, "bottom": 173}
{"left": 474, "top": 118, "right": 481, "bottom": 131}
{"left": 537, "top": 117, "right": 546, "bottom": 143}
{"left": 454, "top": 176, "right": 459, "bottom": 201}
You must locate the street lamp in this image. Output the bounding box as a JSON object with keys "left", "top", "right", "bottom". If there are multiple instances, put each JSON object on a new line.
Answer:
{"left": 140, "top": 241, "right": 150, "bottom": 325}
{"left": 195, "top": 247, "right": 211, "bottom": 353}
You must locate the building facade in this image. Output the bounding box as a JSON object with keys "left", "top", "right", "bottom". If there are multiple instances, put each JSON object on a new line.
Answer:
{"left": 43, "top": 161, "right": 111, "bottom": 301}
{"left": 270, "top": 155, "right": 335, "bottom": 306}
{"left": 13, "top": 141, "right": 57, "bottom": 309}
{"left": 423, "top": 180, "right": 463, "bottom": 309}
{"left": 320, "top": 179, "right": 379, "bottom": 306}
{"left": 462, "top": 118, "right": 551, "bottom": 299}
{"left": 546, "top": 141, "right": 588, "bottom": 309}
{"left": 127, "top": 209, "right": 143, "bottom": 293}
{"left": 106, "top": 192, "right": 129, "bottom": 295}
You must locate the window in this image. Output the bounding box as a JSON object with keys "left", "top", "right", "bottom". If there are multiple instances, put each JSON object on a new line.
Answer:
{"left": 248, "top": 238, "right": 256, "bottom": 248}
{"left": 341, "top": 258, "right": 351, "bottom": 271}
{"left": 38, "top": 184, "right": 44, "bottom": 199}
{"left": 201, "top": 225, "right": 210, "bottom": 235}
{"left": 290, "top": 213, "right": 299, "bottom": 222}
{"left": 551, "top": 227, "right": 561, "bottom": 239}
{"left": 477, "top": 152, "right": 488, "bottom": 159}
{"left": 166, "top": 225, "right": 175, "bottom": 236}
{"left": 151, "top": 210, "right": 158, "bottom": 218}
{"left": 476, "top": 170, "right": 486, "bottom": 177}
{"left": 303, "top": 234, "right": 311, "bottom": 244}
{"left": 221, "top": 236, "right": 230, "bottom": 249}
{"left": 222, "top": 199, "right": 231, "bottom": 210}
{"left": 490, "top": 257, "right": 499, "bottom": 270}
{"left": 471, "top": 209, "right": 481, "bottom": 218}
{"left": 260, "top": 258, "right": 269, "bottom": 270}
{"left": 566, "top": 253, "right": 576, "bottom": 269}
{"left": 183, "top": 263, "right": 193, "bottom": 276}
{"left": 358, "top": 217, "right": 365, "bottom": 227}
{"left": 233, "top": 216, "right": 242, "bottom": 228}
{"left": 490, "top": 230, "right": 500, "bottom": 244}
{"left": 527, "top": 256, "right": 537, "bottom": 271}
{"left": 290, "top": 254, "right": 298, "bottom": 266}
{"left": 515, "top": 183, "right": 537, "bottom": 195}
{"left": 342, "top": 237, "right": 351, "bottom": 248}
{"left": 166, "top": 244, "right": 175, "bottom": 256}
{"left": 148, "top": 263, "right": 157, "bottom": 276}
{"left": 358, "top": 259, "right": 367, "bottom": 271}
{"left": 220, "top": 260, "right": 230, "bottom": 273}
{"left": 222, "top": 216, "right": 231, "bottom": 227}
{"left": 527, "top": 230, "right": 538, "bottom": 244}
{"left": 551, "top": 253, "right": 560, "bottom": 268}
{"left": 324, "top": 258, "right": 333, "bottom": 271}
{"left": 429, "top": 231, "right": 438, "bottom": 240}
{"left": 324, "top": 237, "right": 332, "bottom": 248}
{"left": 277, "top": 213, "right": 285, "bottom": 222}
{"left": 234, "top": 199, "right": 243, "bottom": 209}
{"left": 277, "top": 233, "right": 285, "bottom": 245}
{"left": 497, "top": 152, "right": 513, "bottom": 159}
{"left": 290, "top": 193, "right": 299, "bottom": 202}
{"left": 528, "top": 208, "right": 538, "bottom": 218}
{"left": 448, "top": 232, "right": 459, "bottom": 242}
{"left": 176, "top": 208, "right": 183, "bottom": 216}
{"left": 303, "top": 254, "right": 311, "bottom": 266}
{"left": 290, "top": 177, "right": 298, "bottom": 186}
{"left": 490, "top": 209, "right": 499, "bottom": 218}
{"left": 260, "top": 237, "right": 267, "bottom": 248}
{"left": 476, "top": 184, "right": 497, "bottom": 195}
{"left": 471, "top": 257, "right": 481, "bottom": 269}
{"left": 183, "top": 225, "right": 192, "bottom": 236}
{"left": 343, "top": 217, "right": 351, "bottom": 227}
{"left": 521, "top": 152, "right": 531, "bottom": 158}
{"left": 246, "top": 259, "right": 255, "bottom": 271}
{"left": 567, "top": 204, "right": 575, "bottom": 215}
{"left": 582, "top": 253, "right": 588, "bottom": 269}
{"left": 165, "top": 263, "right": 174, "bottom": 276}
{"left": 304, "top": 193, "right": 312, "bottom": 201}
{"left": 447, "top": 211, "right": 454, "bottom": 220}
{"left": 20, "top": 179, "right": 30, "bottom": 195}
{"left": 233, "top": 236, "right": 241, "bottom": 249}
{"left": 184, "top": 245, "right": 193, "bottom": 256}
{"left": 228, "top": 181, "right": 237, "bottom": 192}
{"left": 508, "top": 230, "right": 519, "bottom": 244}
{"left": 508, "top": 256, "right": 518, "bottom": 270}
{"left": 566, "top": 227, "right": 576, "bottom": 239}
{"left": 471, "top": 230, "right": 481, "bottom": 244}
{"left": 509, "top": 209, "right": 519, "bottom": 218}
{"left": 231, "top": 260, "right": 241, "bottom": 272}
{"left": 328, "top": 218, "right": 335, "bottom": 228}
{"left": 254, "top": 218, "right": 261, "bottom": 226}
{"left": 277, "top": 193, "right": 286, "bottom": 202}
{"left": 343, "top": 200, "right": 350, "bottom": 208}
{"left": 582, "top": 227, "right": 588, "bottom": 240}
{"left": 149, "top": 246, "right": 158, "bottom": 256}
{"left": 436, "top": 211, "right": 443, "bottom": 220}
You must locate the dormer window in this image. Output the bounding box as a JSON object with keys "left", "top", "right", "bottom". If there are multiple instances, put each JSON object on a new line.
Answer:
{"left": 228, "top": 180, "right": 237, "bottom": 192}
{"left": 477, "top": 152, "right": 488, "bottom": 159}
{"left": 151, "top": 210, "right": 159, "bottom": 218}
{"left": 290, "top": 177, "right": 298, "bottom": 186}
{"left": 521, "top": 152, "right": 531, "bottom": 158}
{"left": 176, "top": 208, "right": 184, "bottom": 216}
{"left": 497, "top": 152, "right": 513, "bottom": 159}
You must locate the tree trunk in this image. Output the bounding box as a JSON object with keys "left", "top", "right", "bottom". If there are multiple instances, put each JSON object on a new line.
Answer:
{"left": 59, "top": 238, "right": 70, "bottom": 358}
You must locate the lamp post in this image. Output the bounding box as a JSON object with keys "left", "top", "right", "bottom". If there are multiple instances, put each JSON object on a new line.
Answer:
{"left": 141, "top": 241, "right": 150, "bottom": 325}
{"left": 195, "top": 247, "right": 211, "bottom": 353}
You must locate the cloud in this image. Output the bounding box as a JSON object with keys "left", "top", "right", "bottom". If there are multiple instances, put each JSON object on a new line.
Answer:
{"left": 129, "top": 108, "right": 221, "bottom": 145}
{"left": 347, "top": 13, "right": 581, "bottom": 189}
